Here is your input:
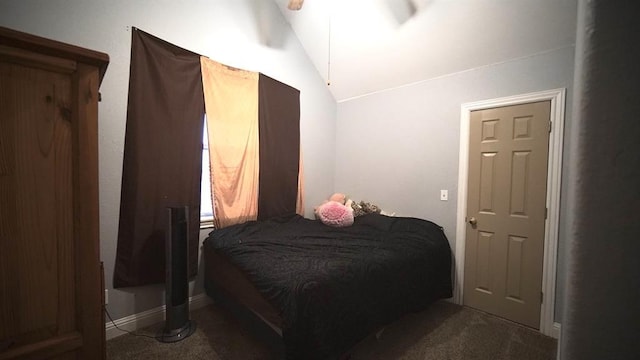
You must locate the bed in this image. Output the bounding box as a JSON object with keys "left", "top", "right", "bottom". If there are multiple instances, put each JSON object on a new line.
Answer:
{"left": 203, "top": 213, "right": 453, "bottom": 359}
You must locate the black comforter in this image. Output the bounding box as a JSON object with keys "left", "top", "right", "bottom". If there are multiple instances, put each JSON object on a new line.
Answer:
{"left": 204, "top": 213, "right": 453, "bottom": 359}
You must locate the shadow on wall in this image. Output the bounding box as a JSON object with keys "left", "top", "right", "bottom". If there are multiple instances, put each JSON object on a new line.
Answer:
{"left": 111, "top": 239, "right": 210, "bottom": 317}
{"left": 250, "top": 0, "right": 292, "bottom": 49}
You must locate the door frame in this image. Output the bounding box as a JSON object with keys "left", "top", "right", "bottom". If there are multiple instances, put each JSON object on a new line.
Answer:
{"left": 454, "top": 88, "right": 565, "bottom": 338}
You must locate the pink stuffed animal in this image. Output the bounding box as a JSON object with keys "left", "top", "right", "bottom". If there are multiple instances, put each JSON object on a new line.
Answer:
{"left": 315, "top": 193, "right": 354, "bottom": 227}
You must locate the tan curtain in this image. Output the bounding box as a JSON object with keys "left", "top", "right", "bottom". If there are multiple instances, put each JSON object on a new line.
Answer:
{"left": 297, "top": 152, "right": 305, "bottom": 216}
{"left": 200, "top": 57, "right": 259, "bottom": 228}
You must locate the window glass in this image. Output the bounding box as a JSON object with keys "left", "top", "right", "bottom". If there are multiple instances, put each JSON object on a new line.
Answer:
{"left": 201, "top": 118, "right": 214, "bottom": 221}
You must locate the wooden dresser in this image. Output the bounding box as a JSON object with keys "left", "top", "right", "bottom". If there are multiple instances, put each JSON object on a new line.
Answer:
{"left": 0, "top": 27, "right": 109, "bottom": 359}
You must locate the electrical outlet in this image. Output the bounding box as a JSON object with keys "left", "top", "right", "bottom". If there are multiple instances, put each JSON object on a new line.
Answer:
{"left": 440, "top": 190, "right": 448, "bottom": 201}
{"left": 105, "top": 289, "right": 108, "bottom": 305}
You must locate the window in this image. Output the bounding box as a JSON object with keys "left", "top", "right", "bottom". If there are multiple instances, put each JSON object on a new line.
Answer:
{"left": 201, "top": 118, "right": 214, "bottom": 228}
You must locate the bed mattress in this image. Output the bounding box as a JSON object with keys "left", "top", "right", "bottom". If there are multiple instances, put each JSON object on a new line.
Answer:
{"left": 203, "top": 213, "right": 453, "bottom": 359}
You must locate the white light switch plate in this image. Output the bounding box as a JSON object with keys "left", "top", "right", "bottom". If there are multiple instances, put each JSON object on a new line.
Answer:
{"left": 440, "top": 190, "right": 448, "bottom": 201}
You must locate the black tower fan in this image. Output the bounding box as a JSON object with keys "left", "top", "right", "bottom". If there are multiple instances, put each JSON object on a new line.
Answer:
{"left": 158, "top": 206, "right": 196, "bottom": 342}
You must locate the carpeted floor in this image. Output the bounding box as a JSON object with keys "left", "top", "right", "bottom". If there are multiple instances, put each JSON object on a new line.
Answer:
{"left": 106, "top": 301, "right": 557, "bottom": 360}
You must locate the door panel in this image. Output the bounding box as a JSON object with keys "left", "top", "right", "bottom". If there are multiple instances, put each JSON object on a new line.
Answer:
{"left": 463, "top": 101, "right": 550, "bottom": 329}
{"left": 475, "top": 231, "right": 494, "bottom": 294}
{"left": 479, "top": 152, "right": 496, "bottom": 213}
{"left": 0, "top": 61, "right": 80, "bottom": 358}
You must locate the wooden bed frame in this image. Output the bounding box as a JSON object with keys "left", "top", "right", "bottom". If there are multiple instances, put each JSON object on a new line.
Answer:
{"left": 204, "top": 248, "right": 283, "bottom": 331}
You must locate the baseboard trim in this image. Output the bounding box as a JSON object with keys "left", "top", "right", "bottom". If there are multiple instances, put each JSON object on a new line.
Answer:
{"left": 105, "top": 293, "right": 213, "bottom": 340}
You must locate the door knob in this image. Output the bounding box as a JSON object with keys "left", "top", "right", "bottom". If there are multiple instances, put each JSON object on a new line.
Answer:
{"left": 468, "top": 217, "right": 477, "bottom": 226}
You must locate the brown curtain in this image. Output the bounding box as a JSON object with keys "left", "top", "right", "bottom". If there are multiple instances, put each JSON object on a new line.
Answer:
{"left": 114, "top": 28, "right": 204, "bottom": 288}
{"left": 257, "top": 74, "right": 301, "bottom": 220}
{"left": 200, "top": 58, "right": 260, "bottom": 229}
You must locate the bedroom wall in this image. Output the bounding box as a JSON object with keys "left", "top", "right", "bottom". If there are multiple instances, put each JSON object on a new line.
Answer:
{"left": 0, "top": 0, "right": 336, "bottom": 321}
{"left": 334, "top": 46, "right": 575, "bottom": 322}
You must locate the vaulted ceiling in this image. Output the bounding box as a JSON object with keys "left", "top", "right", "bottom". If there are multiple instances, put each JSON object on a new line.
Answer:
{"left": 273, "top": 0, "right": 577, "bottom": 102}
